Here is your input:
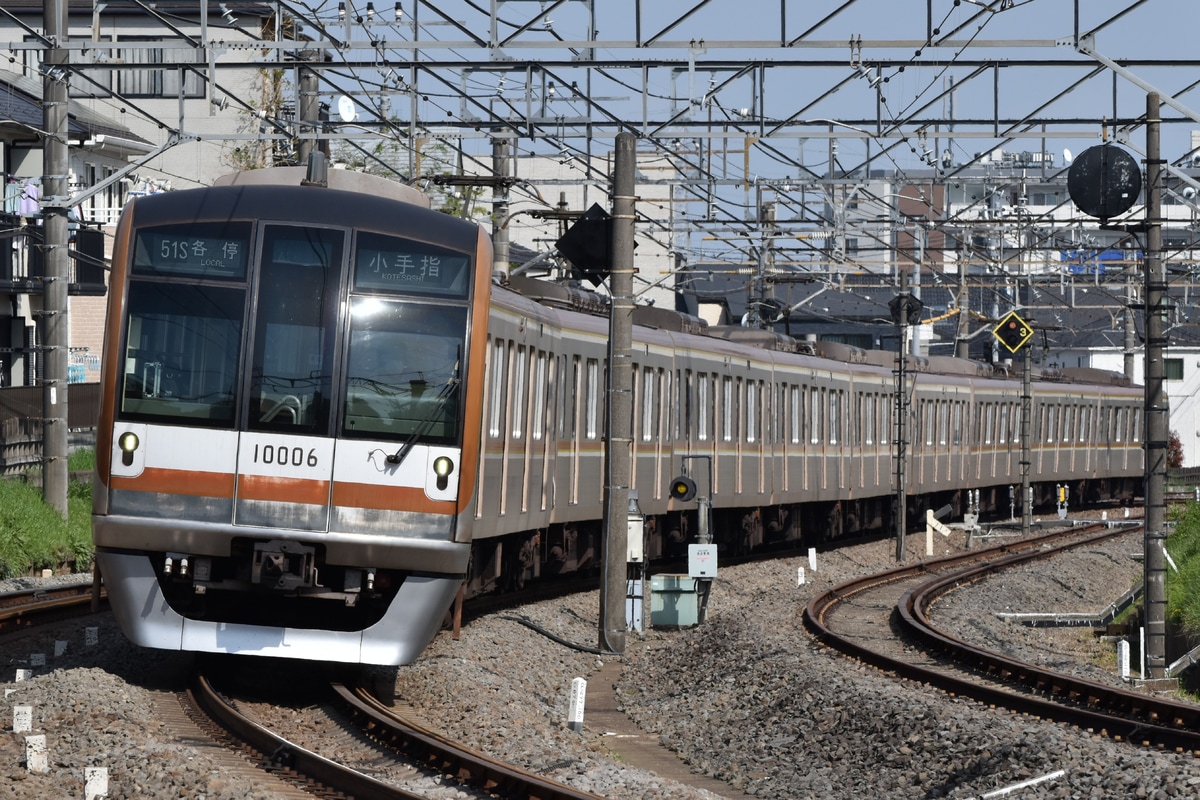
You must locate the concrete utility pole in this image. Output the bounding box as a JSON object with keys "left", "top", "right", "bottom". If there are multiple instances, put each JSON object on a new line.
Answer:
{"left": 296, "top": 49, "right": 321, "bottom": 165}
{"left": 955, "top": 268, "right": 970, "bottom": 359}
{"left": 491, "top": 137, "right": 511, "bottom": 281}
{"left": 1020, "top": 335, "right": 1032, "bottom": 537}
{"left": 599, "top": 132, "right": 636, "bottom": 655}
{"left": 41, "top": 0, "right": 69, "bottom": 518}
{"left": 1143, "top": 92, "right": 1168, "bottom": 680}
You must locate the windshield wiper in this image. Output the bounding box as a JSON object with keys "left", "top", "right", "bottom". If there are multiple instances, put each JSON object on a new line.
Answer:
{"left": 386, "top": 351, "right": 461, "bottom": 466}
{"left": 385, "top": 379, "right": 459, "bottom": 465}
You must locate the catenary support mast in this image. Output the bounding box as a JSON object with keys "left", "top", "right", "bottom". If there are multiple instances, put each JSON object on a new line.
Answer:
{"left": 41, "top": 0, "right": 69, "bottom": 518}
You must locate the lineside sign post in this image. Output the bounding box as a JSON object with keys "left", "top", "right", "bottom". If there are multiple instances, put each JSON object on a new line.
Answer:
{"left": 994, "top": 310, "right": 1035, "bottom": 536}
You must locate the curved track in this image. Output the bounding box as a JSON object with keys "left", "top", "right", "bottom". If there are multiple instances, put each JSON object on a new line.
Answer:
{"left": 189, "top": 668, "right": 607, "bottom": 800}
{"left": 804, "top": 523, "right": 1200, "bottom": 753}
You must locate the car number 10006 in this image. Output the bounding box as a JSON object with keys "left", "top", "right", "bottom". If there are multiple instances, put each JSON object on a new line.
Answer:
{"left": 253, "top": 443, "right": 319, "bottom": 468}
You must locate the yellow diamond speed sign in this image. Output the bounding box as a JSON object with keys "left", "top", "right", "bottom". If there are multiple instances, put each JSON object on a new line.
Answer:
{"left": 993, "top": 311, "right": 1033, "bottom": 353}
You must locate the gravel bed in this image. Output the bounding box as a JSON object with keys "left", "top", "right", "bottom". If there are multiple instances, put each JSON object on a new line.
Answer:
{"left": 3, "top": 522, "right": 1198, "bottom": 799}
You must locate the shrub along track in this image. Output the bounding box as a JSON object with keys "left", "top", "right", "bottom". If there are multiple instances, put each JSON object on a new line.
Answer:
{"left": 805, "top": 522, "right": 1200, "bottom": 754}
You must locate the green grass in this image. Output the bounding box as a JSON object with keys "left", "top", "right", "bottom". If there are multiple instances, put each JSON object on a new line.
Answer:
{"left": 1167, "top": 502, "right": 1200, "bottom": 632}
{"left": 0, "top": 449, "right": 94, "bottom": 580}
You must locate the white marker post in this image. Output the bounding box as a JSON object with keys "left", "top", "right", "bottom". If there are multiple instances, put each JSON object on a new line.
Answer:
{"left": 85, "top": 767, "right": 109, "bottom": 800}
{"left": 1117, "top": 640, "right": 1130, "bottom": 680}
{"left": 797, "top": 567, "right": 806, "bottom": 586}
{"left": 807, "top": 547, "right": 817, "bottom": 572}
{"left": 13, "top": 705, "right": 32, "bottom": 733}
{"left": 567, "top": 677, "right": 587, "bottom": 732}
{"left": 14, "top": 668, "right": 31, "bottom": 682}
{"left": 25, "top": 734, "right": 48, "bottom": 772}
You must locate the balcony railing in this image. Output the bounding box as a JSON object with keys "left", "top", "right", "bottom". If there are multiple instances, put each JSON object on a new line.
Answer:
{"left": 0, "top": 214, "right": 107, "bottom": 296}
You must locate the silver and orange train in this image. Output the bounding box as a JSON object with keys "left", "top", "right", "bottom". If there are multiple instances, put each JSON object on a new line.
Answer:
{"left": 92, "top": 164, "right": 1144, "bottom": 665}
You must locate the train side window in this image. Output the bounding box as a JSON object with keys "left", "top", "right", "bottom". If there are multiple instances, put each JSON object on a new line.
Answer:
{"left": 852, "top": 393, "right": 861, "bottom": 446}
{"left": 512, "top": 345, "right": 527, "bottom": 440}
{"left": 488, "top": 339, "right": 506, "bottom": 439}
{"left": 555, "top": 355, "right": 566, "bottom": 439}
{"left": 721, "top": 377, "right": 733, "bottom": 442}
{"left": 788, "top": 386, "right": 800, "bottom": 444}
{"left": 829, "top": 390, "right": 840, "bottom": 446}
{"left": 997, "top": 403, "right": 1007, "bottom": 444}
{"left": 249, "top": 225, "right": 344, "bottom": 434}
{"left": 746, "top": 380, "right": 758, "bottom": 444}
{"left": 952, "top": 401, "right": 963, "bottom": 446}
{"left": 938, "top": 401, "right": 948, "bottom": 446}
{"left": 809, "top": 387, "right": 820, "bottom": 445}
{"left": 864, "top": 393, "right": 875, "bottom": 446}
{"left": 532, "top": 351, "right": 547, "bottom": 441}
{"left": 1131, "top": 408, "right": 1141, "bottom": 442}
{"left": 570, "top": 356, "right": 581, "bottom": 440}
{"left": 585, "top": 358, "right": 600, "bottom": 440}
{"left": 922, "top": 401, "right": 932, "bottom": 447}
{"left": 641, "top": 366, "right": 654, "bottom": 442}
{"left": 697, "top": 373, "right": 709, "bottom": 442}
{"left": 984, "top": 403, "right": 994, "bottom": 445}
{"left": 661, "top": 369, "right": 671, "bottom": 443}
{"left": 880, "top": 396, "right": 890, "bottom": 445}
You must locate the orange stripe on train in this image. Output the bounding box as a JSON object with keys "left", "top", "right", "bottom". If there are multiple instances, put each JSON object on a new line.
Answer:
{"left": 110, "top": 468, "right": 236, "bottom": 498}
{"left": 332, "top": 482, "right": 456, "bottom": 515}
{"left": 238, "top": 474, "right": 331, "bottom": 506}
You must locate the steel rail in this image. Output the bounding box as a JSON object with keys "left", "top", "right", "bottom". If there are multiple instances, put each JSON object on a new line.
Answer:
{"left": 902, "top": 535, "right": 1200, "bottom": 752}
{"left": 0, "top": 582, "right": 106, "bottom": 635}
{"left": 332, "top": 682, "right": 608, "bottom": 800}
{"left": 804, "top": 524, "right": 1200, "bottom": 754}
{"left": 189, "top": 671, "right": 429, "bottom": 800}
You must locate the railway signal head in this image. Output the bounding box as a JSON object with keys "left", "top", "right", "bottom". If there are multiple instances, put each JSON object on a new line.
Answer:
{"left": 669, "top": 475, "right": 697, "bottom": 502}
{"left": 993, "top": 310, "right": 1034, "bottom": 354}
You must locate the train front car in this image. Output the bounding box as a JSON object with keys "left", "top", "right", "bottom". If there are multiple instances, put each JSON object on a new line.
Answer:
{"left": 92, "top": 168, "right": 492, "bottom": 665}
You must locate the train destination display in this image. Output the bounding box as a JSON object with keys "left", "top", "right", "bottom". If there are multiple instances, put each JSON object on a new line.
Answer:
{"left": 133, "top": 222, "right": 251, "bottom": 280}
{"left": 354, "top": 231, "right": 471, "bottom": 297}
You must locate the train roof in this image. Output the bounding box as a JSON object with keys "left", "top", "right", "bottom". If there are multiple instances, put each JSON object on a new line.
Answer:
{"left": 502, "top": 275, "right": 1145, "bottom": 391}
{"left": 213, "top": 166, "right": 430, "bottom": 208}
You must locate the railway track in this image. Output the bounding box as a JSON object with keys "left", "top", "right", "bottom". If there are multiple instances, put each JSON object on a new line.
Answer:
{"left": 0, "top": 579, "right": 105, "bottom": 635}
{"left": 188, "top": 666, "right": 608, "bottom": 800}
{"left": 805, "top": 522, "right": 1200, "bottom": 754}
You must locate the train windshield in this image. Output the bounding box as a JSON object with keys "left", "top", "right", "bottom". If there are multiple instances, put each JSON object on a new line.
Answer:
{"left": 342, "top": 297, "right": 466, "bottom": 444}
{"left": 119, "top": 221, "right": 251, "bottom": 426}
{"left": 248, "top": 225, "right": 345, "bottom": 434}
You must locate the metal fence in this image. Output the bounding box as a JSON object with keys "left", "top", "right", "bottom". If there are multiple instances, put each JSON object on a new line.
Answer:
{"left": 0, "top": 383, "right": 100, "bottom": 473}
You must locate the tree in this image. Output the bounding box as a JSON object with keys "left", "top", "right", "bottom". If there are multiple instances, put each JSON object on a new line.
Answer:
{"left": 1169, "top": 429, "right": 1184, "bottom": 469}
{"left": 224, "top": 68, "right": 292, "bottom": 172}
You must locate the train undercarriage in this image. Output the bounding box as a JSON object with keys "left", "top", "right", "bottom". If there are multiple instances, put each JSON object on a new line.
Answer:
{"left": 464, "top": 476, "right": 1143, "bottom": 597}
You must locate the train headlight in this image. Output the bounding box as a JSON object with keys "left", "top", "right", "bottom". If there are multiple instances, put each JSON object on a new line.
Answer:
{"left": 433, "top": 456, "right": 454, "bottom": 490}
{"left": 118, "top": 432, "right": 140, "bottom": 466}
